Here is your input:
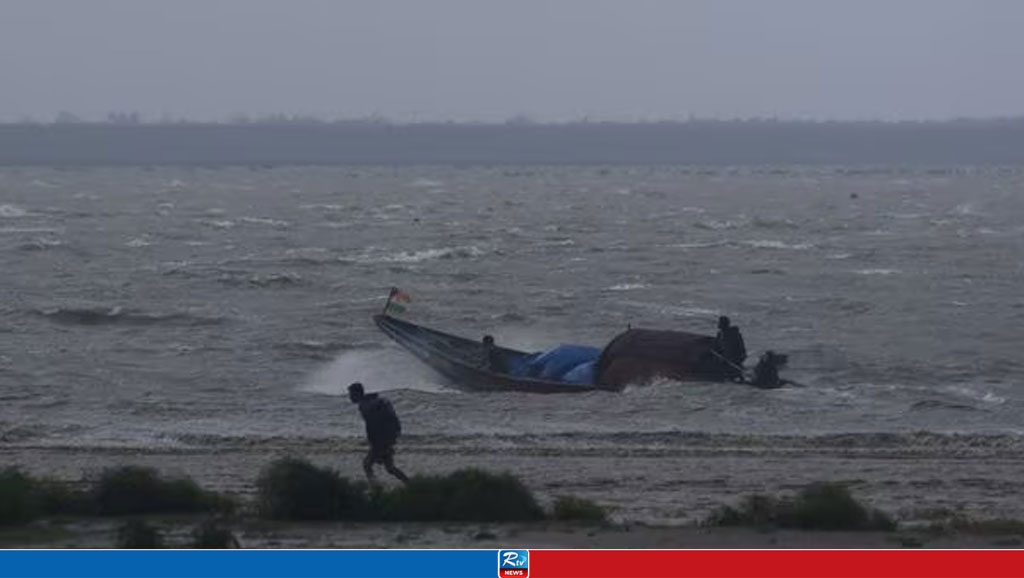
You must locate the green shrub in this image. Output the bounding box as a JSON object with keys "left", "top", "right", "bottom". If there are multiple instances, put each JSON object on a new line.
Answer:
{"left": 256, "top": 458, "right": 370, "bottom": 521}
{"left": 925, "top": 513, "right": 1024, "bottom": 536}
{"left": 116, "top": 519, "right": 163, "bottom": 549}
{"left": 551, "top": 496, "right": 607, "bottom": 523}
{"left": 191, "top": 518, "right": 240, "bottom": 548}
{"left": 94, "top": 466, "right": 225, "bottom": 516}
{"left": 34, "top": 478, "right": 94, "bottom": 517}
{"left": 706, "top": 482, "right": 895, "bottom": 531}
{"left": 382, "top": 469, "right": 544, "bottom": 522}
{"left": 0, "top": 468, "right": 93, "bottom": 524}
{"left": 0, "top": 468, "right": 36, "bottom": 525}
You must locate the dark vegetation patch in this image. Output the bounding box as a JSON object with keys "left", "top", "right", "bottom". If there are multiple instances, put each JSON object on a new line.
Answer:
{"left": 256, "top": 458, "right": 371, "bottom": 521}
{"left": 256, "top": 459, "right": 545, "bottom": 522}
{"left": 705, "top": 482, "right": 896, "bottom": 531}
{"left": 1, "top": 465, "right": 231, "bottom": 525}
{"left": 921, "top": 510, "right": 1024, "bottom": 536}
{"left": 116, "top": 519, "right": 163, "bottom": 549}
{"left": 0, "top": 468, "right": 91, "bottom": 525}
{"left": 380, "top": 469, "right": 544, "bottom": 522}
{"left": 191, "top": 518, "right": 240, "bottom": 548}
{"left": 551, "top": 496, "right": 608, "bottom": 523}
{"left": 93, "top": 466, "right": 232, "bottom": 516}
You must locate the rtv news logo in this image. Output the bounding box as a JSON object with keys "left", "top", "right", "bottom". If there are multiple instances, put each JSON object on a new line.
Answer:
{"left": 498, "top": 549, "right": 529, "bottom": 578}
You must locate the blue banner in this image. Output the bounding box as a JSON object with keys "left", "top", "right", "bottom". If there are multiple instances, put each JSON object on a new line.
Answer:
{"left": 0, "top": 550, "right": 501, "bottom": 578}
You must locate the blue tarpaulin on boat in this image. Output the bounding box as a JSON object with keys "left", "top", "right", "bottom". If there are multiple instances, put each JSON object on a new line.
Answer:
{"left": 509, "top": 344, "right": 601, "bottom": 383}
{"left": 561, "top": 360, "right": 597, "bottom": 384}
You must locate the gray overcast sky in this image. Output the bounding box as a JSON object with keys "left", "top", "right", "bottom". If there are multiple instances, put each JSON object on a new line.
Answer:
{"left": 2, "top": 0, "right": 1023, "bottom": 122}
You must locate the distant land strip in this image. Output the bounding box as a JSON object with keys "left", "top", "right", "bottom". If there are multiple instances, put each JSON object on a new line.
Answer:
{"left": 3, "top": 121, "right": 1024, "bottom": 165}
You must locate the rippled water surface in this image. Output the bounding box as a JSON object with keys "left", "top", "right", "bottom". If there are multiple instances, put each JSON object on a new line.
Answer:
{"left": 2, "top": 165, "right": 1023, "bottom": 455}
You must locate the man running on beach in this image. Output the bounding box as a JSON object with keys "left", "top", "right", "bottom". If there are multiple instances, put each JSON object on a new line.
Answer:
{"left": 348, "top": 382, "right": 409, "bottom": 483}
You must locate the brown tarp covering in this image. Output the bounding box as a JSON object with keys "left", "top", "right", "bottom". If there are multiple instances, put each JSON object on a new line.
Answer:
{"left": 595, "top": 328, "right": 722, "bottom": 387}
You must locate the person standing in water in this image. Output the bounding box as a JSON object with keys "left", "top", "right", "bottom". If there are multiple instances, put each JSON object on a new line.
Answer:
{"left": 715, "top": 316, "right": 747, "bottom": 381}
{"left": 348, "top": 382, "right": 409, "bottom": 483}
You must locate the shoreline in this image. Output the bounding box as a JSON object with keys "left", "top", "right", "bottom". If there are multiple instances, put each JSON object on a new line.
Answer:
{"left": 5, "top": 519, "right": 1022, "bottom": 550}
{"left": 4, "top": 436, "right": 1024, "bottom": 531}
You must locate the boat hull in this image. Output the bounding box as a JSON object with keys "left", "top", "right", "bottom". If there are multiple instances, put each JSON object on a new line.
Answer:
{"left": 374, "top": 314, "right": 610, "bottom": 393}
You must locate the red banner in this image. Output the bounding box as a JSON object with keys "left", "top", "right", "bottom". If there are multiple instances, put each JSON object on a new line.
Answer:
{"left": 529, "top": 550, "right": 1024, "bottom": 578}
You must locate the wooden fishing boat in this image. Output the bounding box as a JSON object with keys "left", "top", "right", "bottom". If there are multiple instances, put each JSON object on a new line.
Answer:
{"left": 374, "top": 314, "right": 606, "bottom": 393}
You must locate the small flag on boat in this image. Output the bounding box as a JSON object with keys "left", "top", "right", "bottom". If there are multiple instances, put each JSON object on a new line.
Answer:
{"left": 383, "top": 287, "right": 412, "bottom": 315}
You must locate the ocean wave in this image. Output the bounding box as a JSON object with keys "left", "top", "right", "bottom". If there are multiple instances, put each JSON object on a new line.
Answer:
{"left": 199, "top": 219, "right": 235, "bottom": 229}
{"left": 853, "top": 268, "right": 901, "bottom": 276}
{"left": 952, "top": 203, "right": 983, "bottom": 216}
{"left": 274, "top": 339, "right": 379, "bottom": 360}
{"left": 17, "top": 238, "right": 64, "bottom": 251}
{"left": 621, "top": 300, "right": 718, "bottom": 318}
{"left": 752, "top": 216, "right": 799, "bottom": 229}
{"left": 741, "top": 240, "right": 813, "bottom": 250}
{"left": 607, "top": 283, "right": 649, "bottom": 291}
{"left": 341, "top": 246, "right": 486, "bottom": 264}
{"left": 0, "top": 204, "right": 29, "bottom": 218}
{"left": 667, "top": 241, "right": 728, "bottom": 250}
{"left": 410, "top": 178, "right": 444, "bottom": 188}
{"left": 126, "top": 237, "right": 151, "bottom": 248}
{"left": 34, "top": 305, "right": 227, "bottom": 327}
{"left": 0, "top": 226, "right": 64, "bottom": 234}
{"left": 217, "top": 272, "right": 305, "bottom": 288}
{"left": 124, "top": 429, "right": 1024, "bottom": 458}
{"left": 694, "top": 219, "right": 739, "bottom": 230}
{"left": 240, "top": 216, "right": 291, "bottom": 228}
{"left": 300, "top": 203, "right": 352, "bottom": 212}
{"left": 910, "top": 400, "right": 979, "bottom": 412}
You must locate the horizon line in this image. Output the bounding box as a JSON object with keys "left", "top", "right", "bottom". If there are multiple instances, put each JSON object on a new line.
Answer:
{"left": 4, "top": 115, "right": 1024, "bottom": 128}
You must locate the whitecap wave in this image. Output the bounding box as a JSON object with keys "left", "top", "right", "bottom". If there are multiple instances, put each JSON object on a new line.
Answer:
{"left": 742, "top": 240, "right": 813, "bottom": 250}
{"left": 0, "top": 226, "right": 63, "bottom": 234}
{"left": 410, "top": 178, "right": 443, "bottom": 188}
{"left": 694, "top": 219, "right": 739, "bottom": 230}
{"left": 668, "top": 241, "right": 727, "bottom": 250}
{"left": 952, "top": 203, "right": 983, "bottom": 216}
{"left": 853, "top": 268, "right": 901, "bottom": 275}
{"left": 607, "top": 283, "right": 649, "bottom": 291}
{"left": 621, "top": 300, "right": 718, "bottom": 318}
{"left": 752, "top": 216, "right": 799, "bottom": 229}
{"left": 200, "top": 219, "right": 235, "bottom": 229}
{"left": 17, "top": 238, "right": 64, "bottom": 251}
{"left": 0, "top": 205, "right": 28, "bottom": 218}
{"left": 342, "top": 246, "right": 486, "bottom": 264}
{"left": 240, "top": 216, "right": 291, "bottom": 228}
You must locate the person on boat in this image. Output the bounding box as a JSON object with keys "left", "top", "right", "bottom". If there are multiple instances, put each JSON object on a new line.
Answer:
{"left": 715, "top": 316, "right": 747, "bottom": 381}
{"left": 348, "top": 382, "right": 409, "bottom": 483}
{"left": 481, "top": 335, "right": 505, "bottom": 373}
{"left": 750, "top": 350, "right": 788, "bottom": 388}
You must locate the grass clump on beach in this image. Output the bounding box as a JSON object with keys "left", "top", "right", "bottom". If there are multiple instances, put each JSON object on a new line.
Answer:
{"left": 551, "top": 495, "right": 608, "bottom": 523}
{"left": 0, "top": 468, "right": 38, "bottom": 525}
{"left": 256, "top": 459, "right": 544, "bottom": 522}
{"left": 915, "top": 508, "right": 1024, "bottom": 536}
{"left": 0, "top": 468, "right": 93, "bottom": 524}
{"left": 706, "top": 482, "right": 895, "bottom": 531}
{"left": 190, "top": 518, "right": 241, "bottom": 548}
{"left": 256, "top": 458, "right": 370, "bottom": 521}
{"left": 381, "top": 469, "right": 545, "bottom": 522}
{"left": 94, "top": 466, "right": 230, "bottom": 516}
{"left": 116, "top": 519, "right": 163, "bottom": 549}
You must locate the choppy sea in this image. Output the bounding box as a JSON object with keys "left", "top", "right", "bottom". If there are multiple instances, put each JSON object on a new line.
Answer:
{"left": 2, "top": 165, "right": 1023, "bottom": 459}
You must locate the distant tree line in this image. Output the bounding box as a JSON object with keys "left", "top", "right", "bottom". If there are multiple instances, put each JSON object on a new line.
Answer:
{"left": 3, "top": 116, "right": 1024, "bottom": 165}
{"left": 10, "top": 111, "right": 1024, "bottom": 128}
